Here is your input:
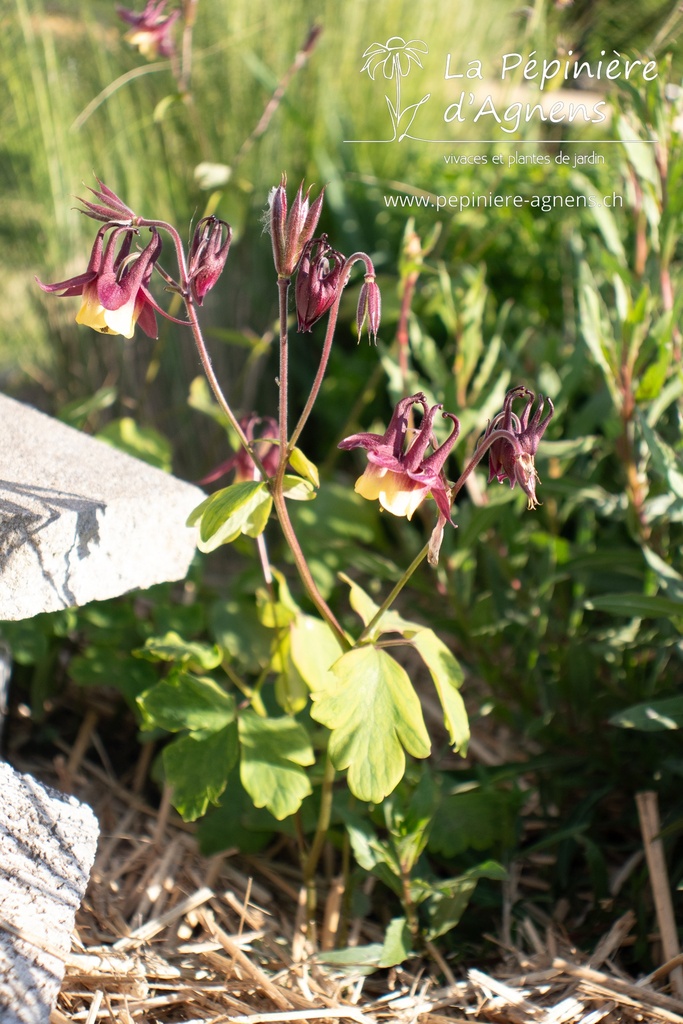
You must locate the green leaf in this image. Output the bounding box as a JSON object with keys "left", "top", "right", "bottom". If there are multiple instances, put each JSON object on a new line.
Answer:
{"left": 273, "top": 636, "right": 309, "bottom": 714}
{"left": 410, "top": 630, "right": 469, "bottom": 753}
{"left": 281, "top": 474, "right": 317, "bottom": 500}
{"left": 133, "top": 631, "right": 223, "bottom": 670}
{"left": 238, "top": 711, "right": 314, "bottom": 820}
{"left": 69, "top": 648, "right": 157, "bottom": 705}
{"left": 421, "top": 862, "right": 506, "bottom": 940}
{"left": 577, "top": 263, "right": 619, "bottom": 406}
{"left": 584, "top": 593, "right": 683, "bottom": 620}
{"left": 639, "top": 417, "right": 683, "bottom": 500}
{"left": 643, "top": 547, "right": 683, "bottom": 603}
{"left": 429, "top": 788, "right": 523, "bottom": 857}
{"left": 97, "top": 417, "right": 173, "bottom": 471}
{"left": 137, "top": 672, "right": 235, "bottom": 733}
{"left": 345, "top": 818, "right": 402, "bottom": 895}
{"left": 188, "top": 481, "right": 272, "bottom": 551}
{"left": 289, "top": 447, "right": 320, "bottom": 488}
{"left": 311, "top": 646, "right": 431, "bottom": 803}
{"left": 609, "top": 697, "right": 683, "bottom": 731}
{"left": 289, "top": 615, "right": 342, "bottom": 692}
{"left": 256, "top": 570, "right": 300, "bottom": 628}
{"left": 340, "top": 573, "right": 420, "bottom": 639}
{"left": 314, "top": 945, "right": 384, "bottom": 975}
{"left": 379, "top": 918, "right": 413, "bottom": 968}
{"left": 162, "top": 723, "right": 238, "bottom": 821}
{"left": 386, "top": 770, "right": 440, "bottom": 872}
{"left": 210, "top": 597, "right": 274, "bottom": 673}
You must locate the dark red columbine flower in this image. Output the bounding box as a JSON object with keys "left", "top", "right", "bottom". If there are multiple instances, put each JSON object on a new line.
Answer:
{"left": 295, "top": 237, "right": 345, "bottom": 332}
{"left": 117, "top": 1, "right": 180, "bottom": 59}
{"left": 187, "top": 216, "right": 232, "bottom": 305}
{"left": 269, "top": 175, "right": 325, "bottom": 279}
{"left": 37, "top": 226, "right": 163, "bottom": 339}
{"left": 484, "top": 385, "right": 554, "bottom": 509}
{"left": 198, "top": 415, "right": 280, "bottom": 485}
{"left": 338, "top": 393, "right": 459, "bottom": 521}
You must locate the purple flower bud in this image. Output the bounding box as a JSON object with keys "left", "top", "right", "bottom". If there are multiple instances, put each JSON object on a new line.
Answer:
{"left": 268, "top": 175, "right": 325, "bottom": 279}
{"left": 187, "top": 216, "right": 232, "bottom": 305}
{"left": 295, "top": 237, "right": 345, "bottom": 332}
{"left": 357, "top": 273, "right": 381, "bottom": 343}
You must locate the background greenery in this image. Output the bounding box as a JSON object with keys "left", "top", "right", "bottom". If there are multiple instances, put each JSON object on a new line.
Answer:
{"left": 2, "top": 0, "right": 683, "bottom": 971}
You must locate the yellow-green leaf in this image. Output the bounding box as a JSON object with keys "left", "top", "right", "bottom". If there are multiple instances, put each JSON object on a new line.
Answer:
{"left": 311, "top": 645, "right": 430, "bottom": 803}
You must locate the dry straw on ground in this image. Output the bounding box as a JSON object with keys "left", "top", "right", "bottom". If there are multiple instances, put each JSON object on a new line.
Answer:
{"left": 6, "top": 724, "right": 683, "bottom": 1024}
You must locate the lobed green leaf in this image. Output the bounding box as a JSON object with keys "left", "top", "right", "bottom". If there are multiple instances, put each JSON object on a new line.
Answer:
{"left": 311, "top": 645, "right": 430, "bottom": 804}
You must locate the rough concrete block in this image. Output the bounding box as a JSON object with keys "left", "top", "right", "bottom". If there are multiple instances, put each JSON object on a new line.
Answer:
{"left": 0, "top": 395, "right": 203, "bottom": 620}
{"left": 0, "top": 761, "right": 99, "bottom": 1023}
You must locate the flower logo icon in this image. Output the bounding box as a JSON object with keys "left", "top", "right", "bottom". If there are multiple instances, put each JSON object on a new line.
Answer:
{"left": 360, "top": 36, "right": 430, "bottom": 141}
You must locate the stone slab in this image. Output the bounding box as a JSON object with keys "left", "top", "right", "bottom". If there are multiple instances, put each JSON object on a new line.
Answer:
{"left": 0, "top": 761, "right": 99, "bottom": 1023}
{"left": 0, "top": 395, "right": 203, "bottom": 620}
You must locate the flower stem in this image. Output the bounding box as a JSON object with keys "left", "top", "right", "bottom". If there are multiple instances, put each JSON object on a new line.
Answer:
{"left": 289, "top": 253, "right": 371, "bottom": 453}
{"left": 302, "top": 753, "right": 336, "bottom": 937}
{"left": 358, "top": 541, "right": 429, "bottom": 643}
{"left": 271, "top": 489, "right": 349, "bottom": 649}
{"left": 184, "top": 298, "right": 268, "bottom": 477}
{"left": 276, "top": 278, "right": 290, "bottom": 483}
{"left": 271, "top": 276, "right": 349, "bottom": 650}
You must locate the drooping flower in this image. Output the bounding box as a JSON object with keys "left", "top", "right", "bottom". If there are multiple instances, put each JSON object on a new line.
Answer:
{"left": 37, "top": 226, "right": 163, "bottom": 339}
{"left": 198, "top": 415, "right": 280, "bottom": 485}
{"left": 338, "top": 393, "right": 459, "bottom": 521}
{"left": 268, "top": 175, "right": 325, "bottom": 279}
{"left": 187, "top": 216, "right": 232, "bottom": 306}
{"left": 361, "top": 37, "right": 428, "bottom": 80}
{"left": 117, "top": 1, "right": 180, "bottom": 59}
{"left": 295, "top": 237, "right": 345, "bottom": 332}
{"left": 484, "top": 386, "right": 554, "bottom": 509}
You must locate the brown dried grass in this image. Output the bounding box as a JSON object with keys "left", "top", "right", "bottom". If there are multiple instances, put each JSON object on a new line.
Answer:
{"left": 22, "top": 731, "right": 680, "bottom": 1024}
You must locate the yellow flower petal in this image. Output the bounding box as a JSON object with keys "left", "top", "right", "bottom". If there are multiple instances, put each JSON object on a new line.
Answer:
{"left": 377, "top": 473, "right": 426, "bottom": 520}
{"left": 354, "top": 464, "right": 428, "bottom": 519}
{"left": 102, "top": 298, "right": 139, "bottom": 339}
{"left": 75, "top": 284, "right": 140, "bottom": 339}
{"left": 76, "top": 285, "right": 114, "bottom": 334}
{"left": 354, "top": 463, "right": 387, "bottom": 501}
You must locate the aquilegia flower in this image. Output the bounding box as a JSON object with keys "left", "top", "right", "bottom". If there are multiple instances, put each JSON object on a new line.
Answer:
{"left": 117, "top": 1, "right": 180, "bottom": 59}
{"left": 37, "top": 226, "right": 163, "bottom": 339}
{"left": 483, "top": 385, "right": 554, "bottom": 509}
{"left": 187, "top": 216, "right": 232, "bottom": 306}
{"left": 295, "top": 237, "right": 345, "bottom": 332}
{"left": 339, "top": 393, "right": 459, "bottom": 521}
{"left": 361, "top": 37, "right": 428, "bottom": 80}
{"left": 198, "top": 415, "right": 280, "bottom": 485}
{"left": 269, "top": 175, "right": 325, "bottom": 279}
